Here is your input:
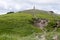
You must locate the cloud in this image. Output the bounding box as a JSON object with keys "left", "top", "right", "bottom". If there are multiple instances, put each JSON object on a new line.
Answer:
{"left": 25, "top": 0, "right": 60, "bottom": 4}
{"left": 0, "top": 0, "right": 60, "bottom": 14}
{"left": 0, "top": 0, "right": 29, "bottom": 11}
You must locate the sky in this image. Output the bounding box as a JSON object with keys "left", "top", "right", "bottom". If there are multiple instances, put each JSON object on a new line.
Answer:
{"left": 0, "top": 0, "right": 60, "bottom": 14}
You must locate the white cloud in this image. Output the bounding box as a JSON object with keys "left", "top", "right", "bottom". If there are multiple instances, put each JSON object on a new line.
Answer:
{"left": 0, "top": 0, "right": 8, "bottom": 9}
{"left": 0, "top": 0, "right": 60, "bottom": 14}
{"left": 27, "top": 0, "right": 60, "bottom": 4}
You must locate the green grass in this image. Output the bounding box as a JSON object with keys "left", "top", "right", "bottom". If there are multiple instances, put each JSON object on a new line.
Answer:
{"left": 0, "top": 32, "right": 60, "bottom": 40}
{"left": 0, "top": 12, "right": 42, "bottom": 36}
{"left": 0, "top": 10, "right": 60, "bottom": 40}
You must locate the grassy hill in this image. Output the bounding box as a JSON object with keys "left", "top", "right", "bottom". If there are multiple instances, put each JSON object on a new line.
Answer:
{"left": 0, "top": 9, "right": 60, "bottom": 40}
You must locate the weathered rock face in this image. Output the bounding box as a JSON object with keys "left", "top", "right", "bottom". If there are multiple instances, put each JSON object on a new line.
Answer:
{"left": 32, "top": 18, "right": 49, "bottom": 29}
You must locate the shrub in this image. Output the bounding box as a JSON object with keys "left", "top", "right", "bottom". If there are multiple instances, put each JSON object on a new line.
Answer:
{"left": 7, "top": 12, "right": 14, "bottom": 14}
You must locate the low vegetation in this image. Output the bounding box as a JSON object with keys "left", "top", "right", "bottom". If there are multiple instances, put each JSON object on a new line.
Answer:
{"left": 0, "top": 9, "right": 60, "bottom": 40}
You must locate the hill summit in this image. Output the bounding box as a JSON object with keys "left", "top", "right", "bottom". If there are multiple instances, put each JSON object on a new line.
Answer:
{"left": 0, "top": 8, "right": 60, "bottom": 40}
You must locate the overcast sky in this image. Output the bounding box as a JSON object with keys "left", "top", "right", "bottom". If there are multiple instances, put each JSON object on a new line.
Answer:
{"left": 0, "top": 0, "right": 60, "bottom": 14}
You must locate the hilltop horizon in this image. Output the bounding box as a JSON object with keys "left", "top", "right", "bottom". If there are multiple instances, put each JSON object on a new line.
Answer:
{"left": 0, "top": 8, "right": 59, "bottom": 15}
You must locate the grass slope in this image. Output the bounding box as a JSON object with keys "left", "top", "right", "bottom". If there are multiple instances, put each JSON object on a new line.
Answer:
{"left": 0, "top": 9, "right": 60, "bottom": 40}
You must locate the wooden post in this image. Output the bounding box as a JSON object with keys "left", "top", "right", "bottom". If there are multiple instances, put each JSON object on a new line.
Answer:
{"left": 33, "top": 6, "right": 37, "bottom": 18}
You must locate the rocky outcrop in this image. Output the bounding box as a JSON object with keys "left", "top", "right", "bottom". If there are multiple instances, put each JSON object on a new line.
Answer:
{"left": 32, "top": 18, "right": 49, "bottom": 29}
